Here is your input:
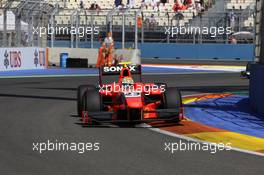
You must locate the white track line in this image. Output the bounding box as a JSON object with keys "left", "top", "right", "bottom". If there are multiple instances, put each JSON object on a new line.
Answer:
{"left": 137, "top": 123, "right": 264, "bottom": 157}
{"left": 0, "top": 71, "right": 237, "bottom": 79}
{"left": 143, "top": 64, "right": 245, "bottom": 72}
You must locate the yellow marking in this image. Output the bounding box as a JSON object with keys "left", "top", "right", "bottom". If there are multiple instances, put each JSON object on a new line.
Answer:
{"left": 183, "top": 97, "right": 201, "bottom": 104}
{"left": 185, "top": 132, "right": 264, "bottom": 151}
{"left": 119, "top": 62, "right": 132, "bottom": 68}
{"left": 183, "top": 94, "right": 232, "bottom": 104}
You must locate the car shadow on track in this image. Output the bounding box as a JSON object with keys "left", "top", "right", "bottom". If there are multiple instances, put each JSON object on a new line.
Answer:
{"left": 75, "top": 122, "right": 145, "bottom": 128}
{"left": 70, "top": 115, "right": 183, "bottom": 128}
{"left": 27, "top": 87, "right": 77, "bottom": 91}
{"left": 0, "top": 93, "right": 76, "bottom": 101}
{"left": 71, "top": 115, "right": 137, "bottom": 128}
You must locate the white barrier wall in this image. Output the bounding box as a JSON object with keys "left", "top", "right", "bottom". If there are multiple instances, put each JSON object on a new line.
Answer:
{"left": 115, "top": 49, "right": 141, "bottom": 65}
{"left": 48, "top": 47, "right": 98, "bottom": 66}
{"left": 0, "top": 47, "right": 47, "bottom": 71}
{"left": 48, "top": 47, "right": 141, "bottom": 66}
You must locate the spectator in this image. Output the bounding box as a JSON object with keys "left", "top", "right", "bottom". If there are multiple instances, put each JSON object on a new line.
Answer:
{"left": 127, "top": 0, "right": 136, "bottom": 8}
{"left": 159, "top": 0, "right": 168, "bottom": 11}
{"left": 153, "top": 0, "right": 161, "bottom": 12}
{"left": 103, "top": 32, "right": 114, "bottom": 66}
{"left": 195, "top": 0, "right": 204, "bottom": 12}
{"left": 173, "top": 0, "right": 187, "bottom": 13}
{"left": 137, "top": 15, "right": 143, "bottom": 29}
{"left": 196, "top": 1, "right": 201, "bottom": 12}
{"left": 208, "top": 0, "right": 213, "bottom": 6}
{"left": 141, "top": 0, "right": 145, "bottom": 8}
{"left": 149, "top": 14, "right": 156, "bottom": 29}
{"left": 89, "top": 3, "right": 96, "bottom": 10}
{"left": 229, "top": 36, "right": 237, "bottom": 44}
{"left": 113, "top": 54, "right": 119, "bottom": 65}
{"left": 115, "top": 0, "right": 122, "bottom": 8}
{"left": 149, "top": 14, "right": 156, "bottom": 23}
{"left": 173, "top": 0, "right": 181, "bottom": 12}
{"left": 204, "top": 0, "right": 213, "bottom": 10}
{"left": 160, "top": 0, "right": 167, "bottom": 6}
{"left": 96, "top": 43, "right": 106, "bottom": 68}
{"left": 89, "top": 3, "right": 101, "bottom": 13}
{"left": 229, "top": 9, "right": 236, "bottom": 32}
{"left": 95, "top": 4, "right": 101, "bottom": 11}
{"left": 183, "top": 0, "right": 193, "bottom": 7}
{"left": 200, "top": 0, "right": 204, "bottom": 6}
{"left": 80, "top": 0, "right": 84, "bottom": 9}
{"left": 142, "top": 0, "right": 154, "bottom": 10}
{"left": 104, "top": 32, "right": 114, "bottom": 49}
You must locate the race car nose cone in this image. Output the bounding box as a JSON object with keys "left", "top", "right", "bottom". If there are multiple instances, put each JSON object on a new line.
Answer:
{"left": 126, "top": 97, "right": 143, "bottom": 108}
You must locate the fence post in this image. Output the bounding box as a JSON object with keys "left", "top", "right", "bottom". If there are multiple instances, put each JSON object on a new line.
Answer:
{"left": 3, "top": 9, "right": 7, "bottom": 47}
{"left": 122, "top": 12, "right": 125, "bottom": 49}
{"left": 141, "top": 12, "right": 144, "bottom": 44}
{"left": 91, "top": 11, "right": 94, "bottom": 48}
{"left": 75, "top": 10, "right": 80, "bottom": 48}
{"left": 135, "top": 11, "right": 138, "bottom": 49}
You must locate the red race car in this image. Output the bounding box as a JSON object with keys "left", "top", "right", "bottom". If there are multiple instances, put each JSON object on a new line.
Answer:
{"left": 77, "top": 64, "right": 183, "bottom": 125}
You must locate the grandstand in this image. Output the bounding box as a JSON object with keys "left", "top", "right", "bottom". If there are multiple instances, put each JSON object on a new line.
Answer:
{"left": 0, "top": 0, "right": 256, "bottom": 47}
{"left": 226, "top": 0, "right": 255, "bottom": 10}
{"left": 45, "top": 0, "right": 255, "bottom": 27}
{"left": 51, "top": 0, "right": 197, "bottom": 28}
{"left": 0, "top": 0, "right": 55, "bottom": 47}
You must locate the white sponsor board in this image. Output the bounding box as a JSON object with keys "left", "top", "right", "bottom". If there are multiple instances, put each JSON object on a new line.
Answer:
{"left": 48, "top": 48, "right": 141, "bottom": 67}
{"left": 0, "top": 47, "right": 47, "bottom": 71}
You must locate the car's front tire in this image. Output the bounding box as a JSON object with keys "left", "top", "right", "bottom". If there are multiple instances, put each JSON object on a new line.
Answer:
{"left": 84, "top": 85, "right": 101, "bottom": 112}
{"left": 163, "top": 87, "right": 182, "bottom": 123}
{"left": 77, "top": 85, "right": 94, "bottom": 117}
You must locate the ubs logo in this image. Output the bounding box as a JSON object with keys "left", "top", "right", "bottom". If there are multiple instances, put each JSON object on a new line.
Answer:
{"left": 4, "top": 50, "right": 22, "bottom": 69}
{"left": 34, "top": 49, "right": 46, "bottom": 67}
{"left": 4, "top": 50, "right": 9, "bottom": 68}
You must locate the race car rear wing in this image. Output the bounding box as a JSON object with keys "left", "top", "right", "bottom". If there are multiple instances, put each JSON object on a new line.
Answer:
{"left": 99, "top": 65, "right": 142, "bottom": 85}
{"left": 100, "top": 65, "right": 142, "bottom": 75}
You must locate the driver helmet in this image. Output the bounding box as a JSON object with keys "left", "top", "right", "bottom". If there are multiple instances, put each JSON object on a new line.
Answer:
{"left": 121, "top": 77, "right": 134, "bottom": 86}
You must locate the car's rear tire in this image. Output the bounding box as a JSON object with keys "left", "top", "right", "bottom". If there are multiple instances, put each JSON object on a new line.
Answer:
{"left": 77, "top": 85, "right": 94, "bottom": 117}
{"left": 165, "top": 87, "right": 182, "bottom": 108}
{"left": 163, "top": 87, "right": 182, "bottom": 123}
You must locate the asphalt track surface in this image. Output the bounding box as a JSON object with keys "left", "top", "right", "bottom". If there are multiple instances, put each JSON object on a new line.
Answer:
{"left": 0, "top": 73, "right": 263, "bottom": 175}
